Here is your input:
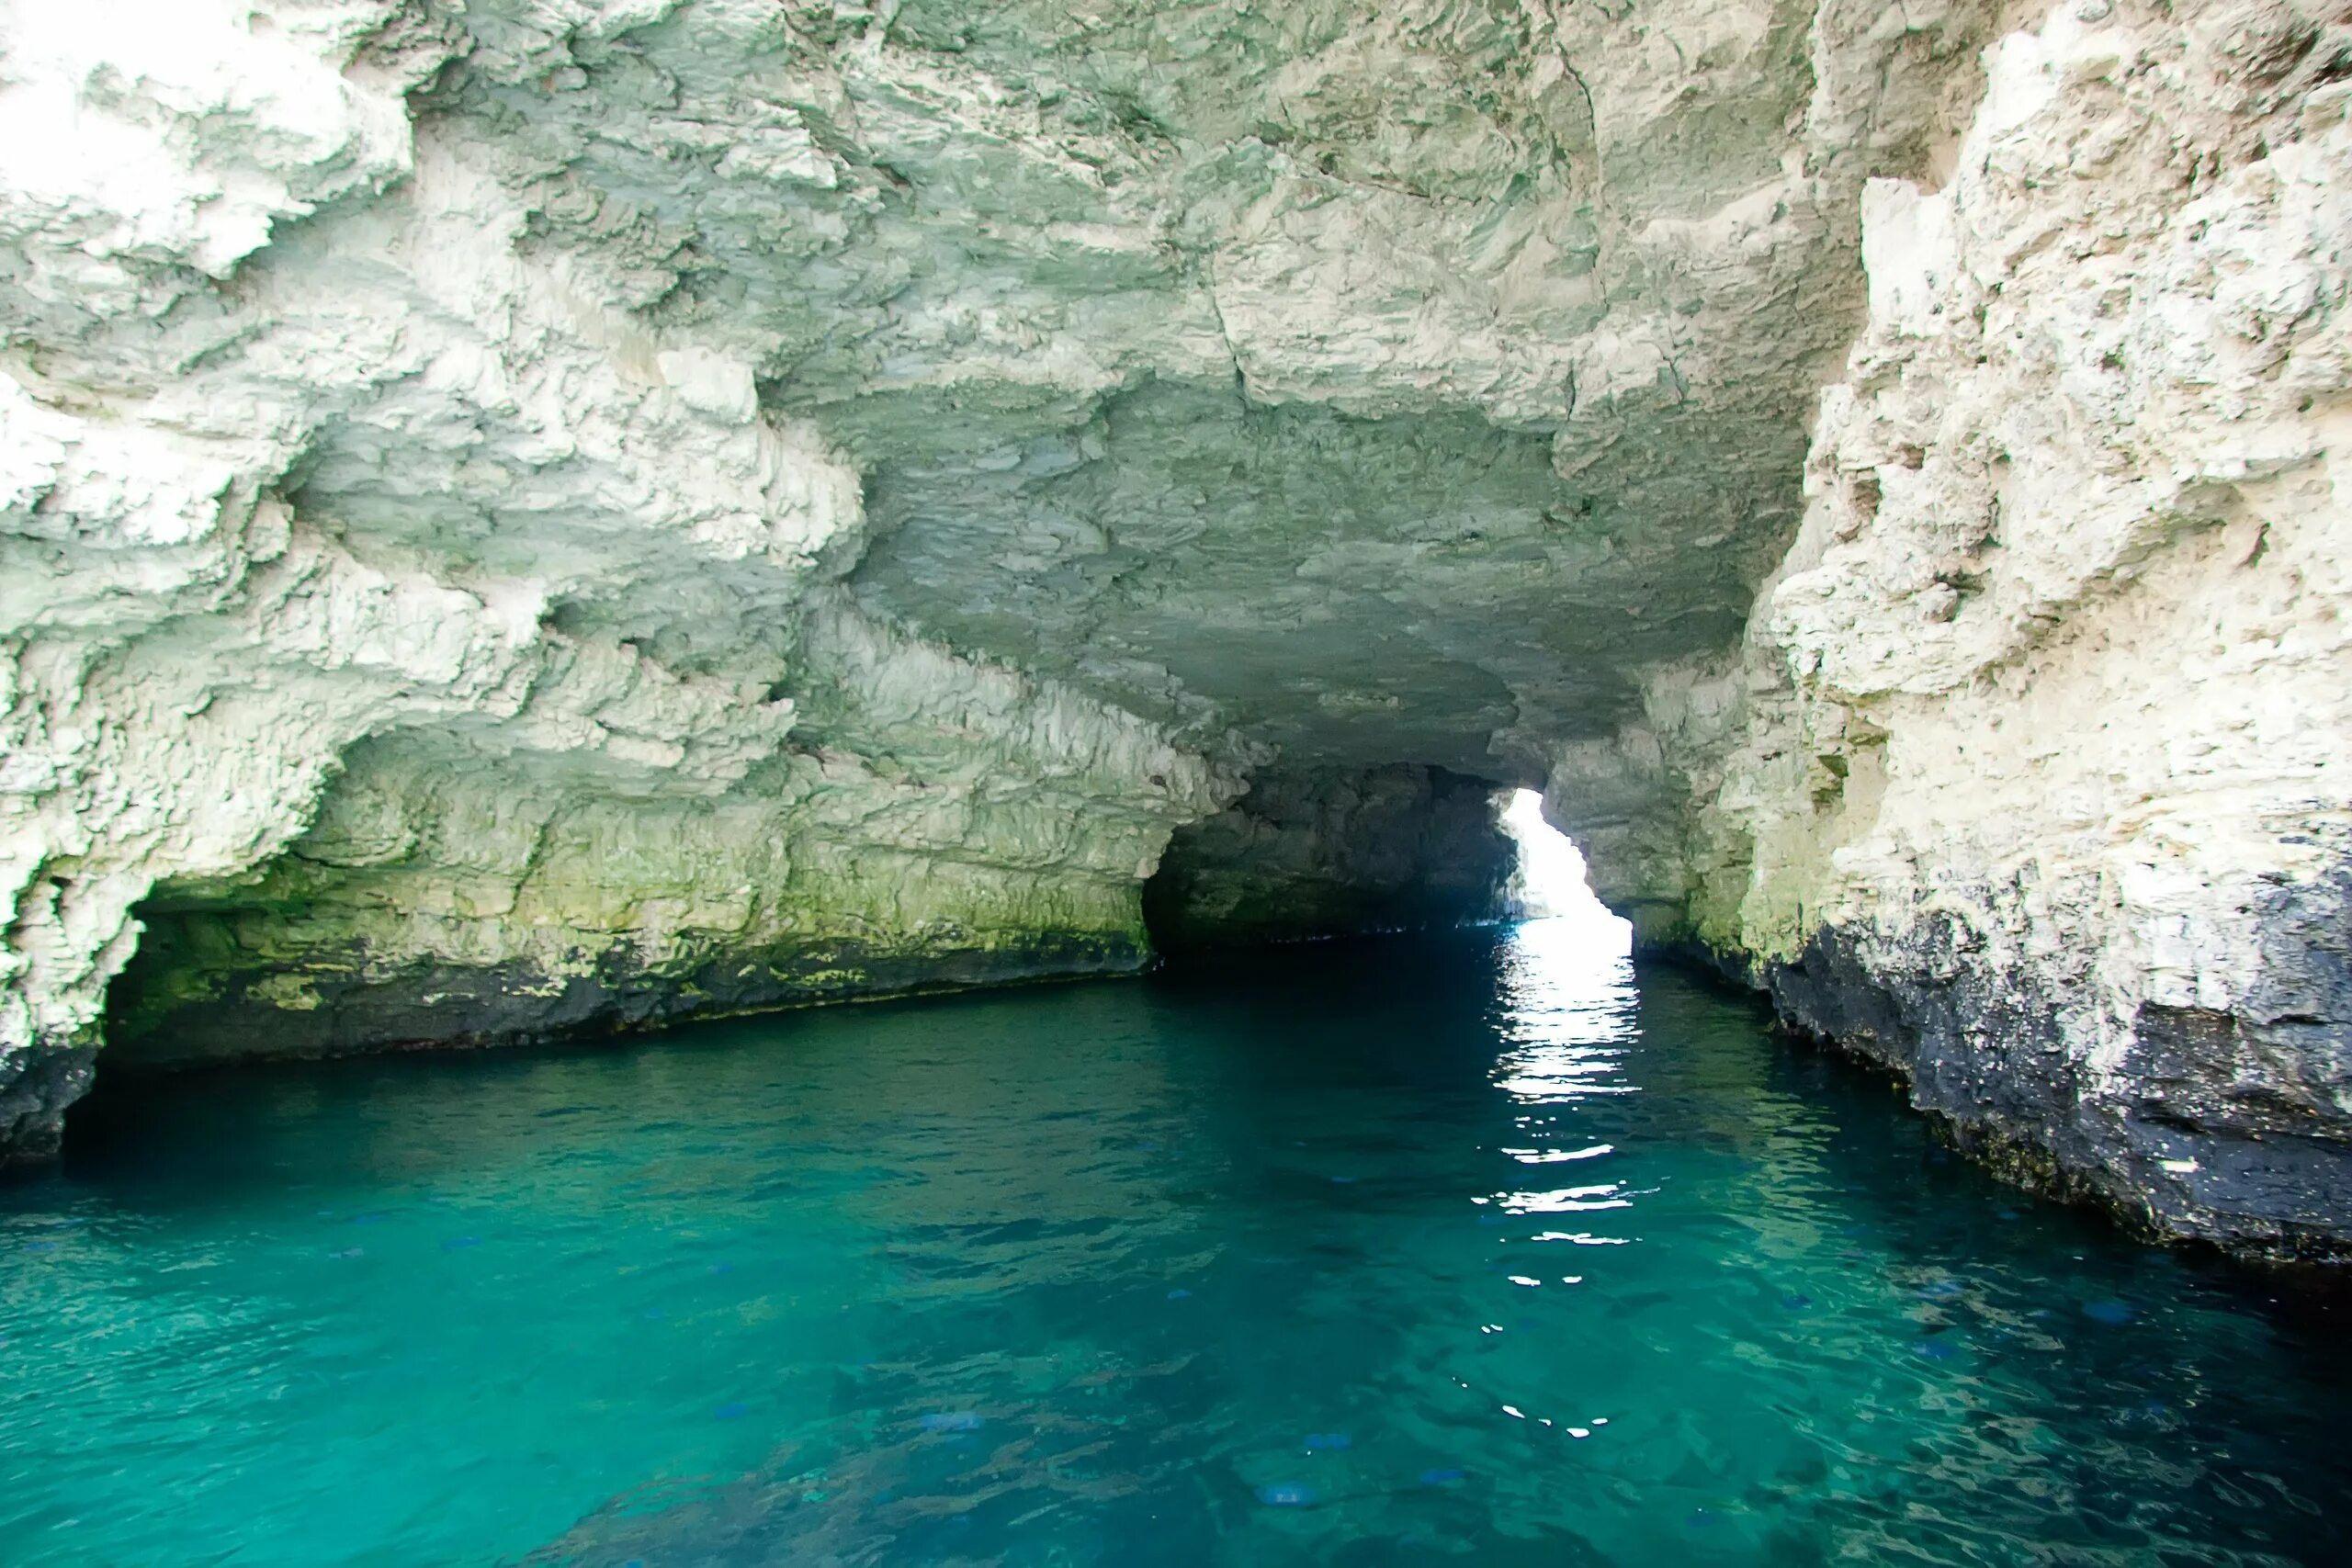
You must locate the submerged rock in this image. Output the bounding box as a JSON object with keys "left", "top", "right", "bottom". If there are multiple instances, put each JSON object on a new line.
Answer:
{"left": 918, "top": 1412, "right": 984, "bottom": 1434}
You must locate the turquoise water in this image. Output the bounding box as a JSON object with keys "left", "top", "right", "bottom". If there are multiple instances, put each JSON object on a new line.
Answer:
{"left": 5, "top": 921, "right": 2349, "bottom": 1566}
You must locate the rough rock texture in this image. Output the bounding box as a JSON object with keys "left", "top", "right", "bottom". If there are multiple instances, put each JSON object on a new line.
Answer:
{"left": 1143, "top": 765, "right": 1511, "bottom": 951}
{"left": 1547, "top": 1, "right": 2352, "bottom": 1258}
{"left": 101, "top": 596, "right": 1202, "bottom": 1066}
{"left": 0, "top": 0, "right": 1246, "bottom": 1113}
{"left": 835, "top": 0, "right": 1996, "bottom": 774}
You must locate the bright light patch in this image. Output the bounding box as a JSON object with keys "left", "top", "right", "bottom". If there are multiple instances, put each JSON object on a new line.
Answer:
{"left": 1498, "top": 789, "right": 1632, "bottom": 951}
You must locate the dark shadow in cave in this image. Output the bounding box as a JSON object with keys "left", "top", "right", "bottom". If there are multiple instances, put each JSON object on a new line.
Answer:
{"left": 1145, "top": 763, "right": 1524, "bottom": 954}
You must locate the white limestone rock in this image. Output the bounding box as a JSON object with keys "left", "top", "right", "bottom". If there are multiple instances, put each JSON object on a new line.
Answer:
{"left": 1581, "top": 0, "right": 2352, "bottom": 1255}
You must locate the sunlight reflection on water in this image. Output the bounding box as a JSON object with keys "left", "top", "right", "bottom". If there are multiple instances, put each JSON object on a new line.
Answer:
{"left": 1492, "top": 915, "right": 1638, "bottom": 1100}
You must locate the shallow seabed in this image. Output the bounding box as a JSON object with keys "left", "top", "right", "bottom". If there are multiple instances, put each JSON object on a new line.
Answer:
{"left": 5, "top": 920, "right": 2349, "bottom": 1566}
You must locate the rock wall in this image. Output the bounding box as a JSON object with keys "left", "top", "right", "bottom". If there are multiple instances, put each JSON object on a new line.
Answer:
{"left": 0, "top": 1, "right": 1237, "bottom": 1138}
{"left": 103, "top": 596, "right": 1216, "bottom": 1067}
{"left": 1554, "top": 0, "right": 2352, "bottom": 1258}
{"left": 1143, "top": 765, "right": 1512, "bottom": 951}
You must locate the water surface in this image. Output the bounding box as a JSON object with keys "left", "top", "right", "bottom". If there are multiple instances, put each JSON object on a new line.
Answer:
{"left": 5, "top": 921, "right": 2349, "bottom": 1564}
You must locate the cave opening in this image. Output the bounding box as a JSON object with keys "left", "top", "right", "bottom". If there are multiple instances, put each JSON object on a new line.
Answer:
{"left": 1138, "top": 765, "right": 1633, "bottom": 960}
{"left": 1496, "top": 788, "right": 1634, "bottom": 959}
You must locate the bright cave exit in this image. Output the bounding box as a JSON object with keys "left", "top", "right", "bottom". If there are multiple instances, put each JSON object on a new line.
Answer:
{"left": 1498, "top": 788, "right": 1633, "bottom": 954}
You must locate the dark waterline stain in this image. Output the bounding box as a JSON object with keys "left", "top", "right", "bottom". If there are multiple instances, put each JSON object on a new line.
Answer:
{"left": 4, "top": 923, "right": 2350, "bottom": 1566}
